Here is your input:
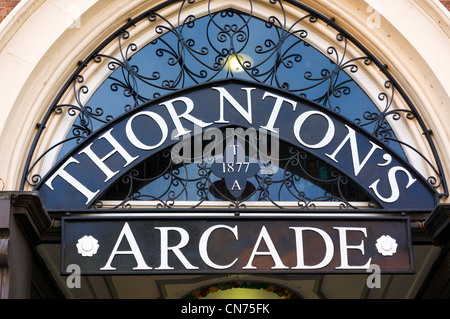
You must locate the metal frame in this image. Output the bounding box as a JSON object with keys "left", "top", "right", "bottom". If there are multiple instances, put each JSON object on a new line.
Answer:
{"left": 60, "top": 213, "right": 414, "bottom": 275}
{"left": 20, "top": 0, "right": 448, "bottom": 212}
{"left": 93, "top": 131, "right": 379, "bottom": 211}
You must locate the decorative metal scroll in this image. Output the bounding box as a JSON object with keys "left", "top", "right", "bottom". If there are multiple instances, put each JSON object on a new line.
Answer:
{"left": 21, "top": 0, "right": 447, "bottom": 211}
{"left": 95, "top": 138, "right": 377, "bottom": 210}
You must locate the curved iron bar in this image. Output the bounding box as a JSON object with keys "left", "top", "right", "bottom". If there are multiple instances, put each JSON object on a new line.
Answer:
{"left": 95, "top": 140, "right": 377, "bottom": 210}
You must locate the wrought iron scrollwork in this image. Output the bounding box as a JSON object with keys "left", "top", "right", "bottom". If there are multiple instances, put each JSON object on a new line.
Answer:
{"left": 21, "top": 0, "right": 447, "bottom": 206}
{"left": 94, "top": 137, "right": 377, "bottom": 210}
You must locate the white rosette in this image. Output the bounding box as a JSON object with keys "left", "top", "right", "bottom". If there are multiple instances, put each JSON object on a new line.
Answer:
{"left": 76, "top": 235, "right": 100, "bottom": 257}
{"left": 375, "top": 235, "right": 398, "bottom": 256}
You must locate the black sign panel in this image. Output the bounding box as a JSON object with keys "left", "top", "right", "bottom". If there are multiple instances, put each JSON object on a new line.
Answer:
{"left": 37, "top": 79, "right": 437, "bottom": 211}
{"left": 61, "top": 215, "right": 413, "bottom": 275}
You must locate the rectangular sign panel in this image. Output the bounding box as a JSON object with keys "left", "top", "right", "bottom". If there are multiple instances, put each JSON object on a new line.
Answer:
{"left": 61, "top": 216, "right": 413, "bottom": 275}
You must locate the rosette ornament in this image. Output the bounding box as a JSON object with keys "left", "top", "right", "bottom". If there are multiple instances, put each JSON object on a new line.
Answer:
{"left": 76, "top": 235, "right": 100, "bottom": 257}
{"left": 375, "top": 235, "right": 398, "bottom": 256}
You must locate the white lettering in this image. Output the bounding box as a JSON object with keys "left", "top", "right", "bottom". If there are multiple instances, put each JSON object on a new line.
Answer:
{"left": 213, "top": 87, "right": 255, "bottom": 124}
{"left": 155, "top": 227, "right": 199, "bottom": 270}
{"left": 230, "top": 144, "right": 240, "bottom": 156}
{"left": 199, "top": 225, "right": 239, "bottom": 269}
{"left": 260, "top": 92, "right": 297, "bottom": 133}
{"left": 289, "top": 227, "right": 334, "bottom": 269}
{"left": 79, "top": 128, "right": 139, "bottom": 182}
{"left": 126, "top": 111, "right": 168, "bottom": 150}
{"left": 231, "top": 180, "right": 242, "bottom": 191}
{"left": 45, "top": 157, "right": 100, "bottom": 205}
{"left": 334, "top": 227, "right": 371, "bottom": 270}
{"left": 243, "top": 226, "right": 289, "bottom": 270}
{"left": 369, "top": 166, "right": 417, "bottom": 203}
{"left": 44, "top": 85, "right": 421, "bottom": 210}
{"left": 326, "top": 125, "right": 382, "bottom": 176}
{"left": 294, "top": 110, "right": 335, "bottom": 148}
{"left": 160, "top": 96, "right": 212, "bottom": 137}
{"left": 100, "top": 222, "right": 152, "bottom": 271}
{"left": 181, "top": 303, "right": 216, "bottom": 316}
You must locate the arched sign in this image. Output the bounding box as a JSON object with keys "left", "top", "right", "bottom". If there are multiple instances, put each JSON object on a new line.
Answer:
{"left": 36, "top": 79, "right": 437, "bottom": 211}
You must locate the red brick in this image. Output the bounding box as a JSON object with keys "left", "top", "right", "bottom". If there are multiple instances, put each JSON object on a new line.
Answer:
{"left": 5, "top": 0, "right": 20, "bottom": 8}
{"left": 441, "top": 1, "right": 450, "bottom": 10}
{"left": 0, "top": 0, "right": 18, "bottom": 23}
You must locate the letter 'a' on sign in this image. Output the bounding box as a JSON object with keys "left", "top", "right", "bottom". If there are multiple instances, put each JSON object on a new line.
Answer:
{"left": 232, "top": 180, "right": 241, "bottom": 191}
{"left": 37, "top": 80, "right": 437, "bottom": 211}
{"left": 242, "top": 226, "right": 289, "bottom": 270}
{"left": 100, "top": 222, "right": 152, "bottom": 271}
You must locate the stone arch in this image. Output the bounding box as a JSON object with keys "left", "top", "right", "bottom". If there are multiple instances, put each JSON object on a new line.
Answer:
{"left": 0, "top": 0, "right": 448, "bottom": 300}
{"left": 0, "top": 0, "right": 447, "bottom": 200}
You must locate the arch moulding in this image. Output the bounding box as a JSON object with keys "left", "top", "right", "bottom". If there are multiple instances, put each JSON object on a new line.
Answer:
{"left": 0, "top": 0, "right": 448, "bottom": 204}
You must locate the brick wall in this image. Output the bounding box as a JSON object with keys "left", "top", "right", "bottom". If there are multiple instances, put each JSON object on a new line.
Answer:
{"left": 0, "top": 0, "right": 449, "bottom": 24}
{"left": 441, "top": 1, "right": 450, "bottom": 10}
{"left": 0, "top": 0, "right": 20, "bottom": 23}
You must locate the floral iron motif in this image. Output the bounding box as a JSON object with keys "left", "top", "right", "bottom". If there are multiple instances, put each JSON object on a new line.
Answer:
{"left": 21, "top": 0, "right": 447, "bottom": 210}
